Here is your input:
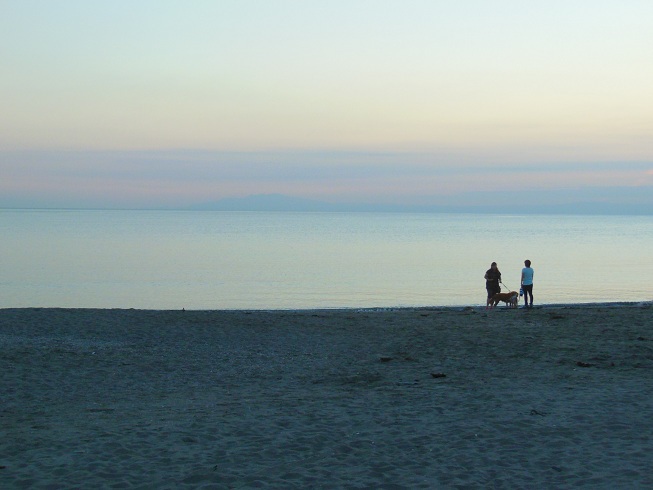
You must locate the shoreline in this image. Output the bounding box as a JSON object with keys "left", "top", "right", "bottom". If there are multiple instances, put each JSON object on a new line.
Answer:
{"left": 2, "top": 300, "right": 651, "bottom": 314}
{"left": 2, "top": 303, "right": 652, "bottom": 488}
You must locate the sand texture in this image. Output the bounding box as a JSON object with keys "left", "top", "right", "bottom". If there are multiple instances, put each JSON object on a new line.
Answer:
{"left": 1, "top": 304, "right": 652, "bottom": 488}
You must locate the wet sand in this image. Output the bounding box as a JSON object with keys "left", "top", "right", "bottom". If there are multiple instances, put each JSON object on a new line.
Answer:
{"left": 1, "top": 304, "right": 652, "bottom": 488}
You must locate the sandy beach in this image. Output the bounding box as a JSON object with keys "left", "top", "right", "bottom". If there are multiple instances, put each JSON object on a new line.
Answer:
{"left": 1, "top": 304, "right": 652, "bottom": 489}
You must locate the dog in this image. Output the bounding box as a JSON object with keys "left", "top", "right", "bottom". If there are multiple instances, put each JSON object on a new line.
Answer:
{"left": 490, "top": 291, "right": 519, "bottom": 309}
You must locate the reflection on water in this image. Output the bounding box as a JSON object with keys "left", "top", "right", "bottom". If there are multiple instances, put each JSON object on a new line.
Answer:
{"left": 1, "top": 210, "right": 651, "bottom": 309}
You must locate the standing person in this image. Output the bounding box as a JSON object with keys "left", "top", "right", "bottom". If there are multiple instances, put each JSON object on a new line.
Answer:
{"left": 484, "top": 262, "right": 501, "bottom": 309}
{"left": 521, "top": 260, "right": 534, "bottom": 308}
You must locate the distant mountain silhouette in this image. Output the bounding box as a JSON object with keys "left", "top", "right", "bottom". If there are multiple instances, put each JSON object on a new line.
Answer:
{"left": 189, "top": 193, "right": 438, "bottom": 212}
{"left": 189, "top": 194, "right": 356, "bottom": 212}
{"left": 188, "top": 192, "right": 653, "bottom": 215}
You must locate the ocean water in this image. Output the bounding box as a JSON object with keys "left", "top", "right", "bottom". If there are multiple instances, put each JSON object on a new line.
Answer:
{"left": 1, "top": 209, "right": 651, "bottom": 309}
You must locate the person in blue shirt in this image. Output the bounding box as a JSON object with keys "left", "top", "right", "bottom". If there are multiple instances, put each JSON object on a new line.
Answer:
{"left": 521, "top": 260, "right": 534, "bottom": 308}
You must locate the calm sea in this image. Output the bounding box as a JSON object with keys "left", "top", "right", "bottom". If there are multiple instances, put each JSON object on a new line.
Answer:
{"left": 1, "top": 209, "right": 651, "bottom": 309}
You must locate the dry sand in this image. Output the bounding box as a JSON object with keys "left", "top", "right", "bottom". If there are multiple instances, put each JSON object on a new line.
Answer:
{"left": 1, "top": 304, "right": 652, "bottom": 489}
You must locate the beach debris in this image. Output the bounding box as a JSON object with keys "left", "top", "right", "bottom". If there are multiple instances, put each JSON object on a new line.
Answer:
{"left": 430, "top": 372, "right": 446, "bottom": 378}
{"left": 576, "top": 361, "right": 593, "bottom": 368}
{"left": 530, "top": 409, "right": 547, "bottom": 416}
{"left": 551, "top": 466, "right": 563, "bottom": 472}
{"left": 379, "top": 356, "right": 393, "bottom": 362}
{"left": 637, "top": 336, "right": 647, "bottom": 341}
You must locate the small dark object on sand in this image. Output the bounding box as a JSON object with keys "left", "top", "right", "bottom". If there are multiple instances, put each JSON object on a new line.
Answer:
{"left": 430, "top": 372, "right": 446, "bottom": 378}
{"left": 576, "top": 361, "right": 593, "bottom": 367}
{"left": 380, "top": 357, "right": 393, "bottom": 362}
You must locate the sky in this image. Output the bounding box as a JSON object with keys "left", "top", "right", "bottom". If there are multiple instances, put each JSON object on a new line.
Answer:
{"left": 1, "top": 0, "right": 652, "bottom": 211}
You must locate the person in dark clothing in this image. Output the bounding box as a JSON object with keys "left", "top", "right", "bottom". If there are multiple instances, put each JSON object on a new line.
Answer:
{"left": 484, "top": 262, "right": 501, "bottom": 309}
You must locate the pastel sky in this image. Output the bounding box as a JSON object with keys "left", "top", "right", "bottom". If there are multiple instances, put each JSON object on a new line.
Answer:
{"left": 2, "top": 1, "right": 652, "bottom": 211}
